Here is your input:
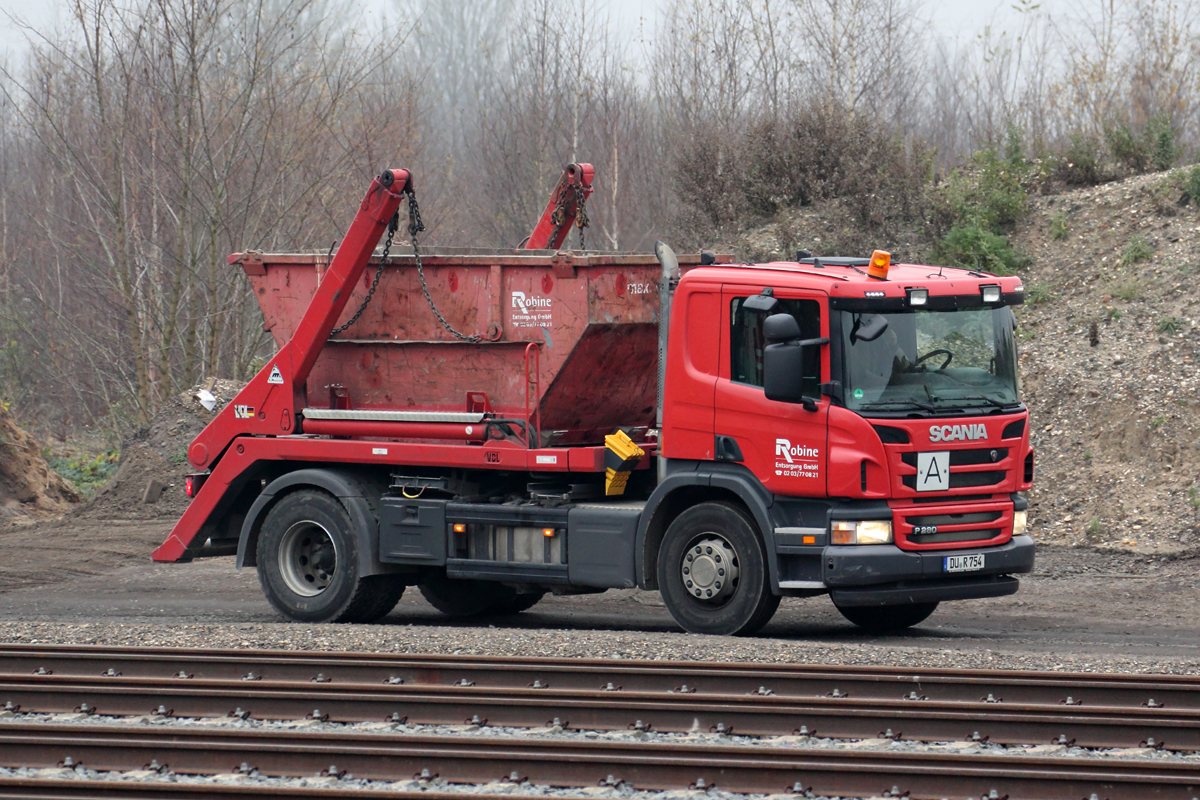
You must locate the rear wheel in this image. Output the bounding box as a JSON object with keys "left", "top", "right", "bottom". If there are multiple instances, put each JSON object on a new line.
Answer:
{"left": 256, "top": 490, "right": 379, "bottom": 623}
{"left": 351, "top": 576, "right": 407, "bottom": 623}
{"left": 491, "top": 591, "right": 546, "bottom": 615}
{"left": 657, "top": 502, "right": 779, "bottom": 636}
{"left": 834, "top": 601, "right": 939, "bottom": 632}
{"left": 418, "top": 573, "right": 522, "bottom": 617}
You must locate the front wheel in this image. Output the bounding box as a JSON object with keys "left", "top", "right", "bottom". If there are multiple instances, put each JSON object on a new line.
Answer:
{"left": 657, "top": 502, "right": 779, "bottom": 636}
{"left": 834, "top": 601, "right": 939, "bottom": 632}
{"left": 256, "top": 490, "right": 381, "bottom": 623}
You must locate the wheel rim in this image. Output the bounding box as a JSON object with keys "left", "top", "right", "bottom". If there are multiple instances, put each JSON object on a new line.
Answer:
{"left": 279, "top": 520, "right": 338, "bottom": 597}
{"left": 679, "top": 534, "right": 740, "bottom": 606}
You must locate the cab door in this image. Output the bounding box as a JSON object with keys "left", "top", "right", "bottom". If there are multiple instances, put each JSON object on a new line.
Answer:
{"left": 715, "top": 288, "right": 829, "bottom": 497}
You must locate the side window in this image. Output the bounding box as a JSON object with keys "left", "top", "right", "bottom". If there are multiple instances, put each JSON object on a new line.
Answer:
{"left": 730, "top": 297, "right": 822, "bottom": 395}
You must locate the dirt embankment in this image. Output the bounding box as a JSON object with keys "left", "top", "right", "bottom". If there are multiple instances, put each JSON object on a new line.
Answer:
{"left": 75, "top": 380, "right": 242, "bottom": 522}
{"left": 1008, "top": 171, "right": 1200, "bottom": 551}
{"left": 0, "top": 404, "right": 79, "bottom": 522}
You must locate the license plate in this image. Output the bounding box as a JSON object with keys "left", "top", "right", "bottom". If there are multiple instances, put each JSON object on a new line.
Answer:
{"left": 944, "top": 553, "right": 985, "bottom": 573}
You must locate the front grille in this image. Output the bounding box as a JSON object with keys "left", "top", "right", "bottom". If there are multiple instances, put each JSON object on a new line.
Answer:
{"left": 910, "top": 493, "right": 995, "bottom": 504}
{"left": 908, "top": 528, "right": 1002, "bottom": 544}
{"left": 901, "top": 448, "right": 1008, "bottom": 467}
{"left": 902, "top": 470, "right": 1006, "bottom": 490}
{"left": 905, "top": 511, "right": 1002, "bottom": 527}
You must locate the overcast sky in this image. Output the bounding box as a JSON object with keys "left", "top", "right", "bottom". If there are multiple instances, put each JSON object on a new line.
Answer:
{"left": 0, "top": 0, "right": 1069, "bottom": 63}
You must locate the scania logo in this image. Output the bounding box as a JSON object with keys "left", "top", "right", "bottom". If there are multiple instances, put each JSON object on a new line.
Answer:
{"left": 929, "top": 423, "right": 988, "bottom": 443}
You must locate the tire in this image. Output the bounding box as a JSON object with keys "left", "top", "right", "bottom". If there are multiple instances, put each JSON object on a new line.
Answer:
{"left": 834, "top": 601, "right": 939, "bottom": 632}
{"left": 491, "top": 591, "right": 546, "bottom": 615}
{"left": 348, "top": 576, "right": 406, "bottom": 623}
{"left": 418, "top": 572, "right": 521, "bottom": 617}
{"left": 657, "top": 502, "right": 780, "bottom": 636}
{"left": 256, "top": 489, "right": 379, "bottom": 623}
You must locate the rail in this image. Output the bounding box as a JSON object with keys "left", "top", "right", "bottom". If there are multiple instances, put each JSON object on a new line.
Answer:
{"left": 1, "top": 723, "right": 1196, "bottom": 800}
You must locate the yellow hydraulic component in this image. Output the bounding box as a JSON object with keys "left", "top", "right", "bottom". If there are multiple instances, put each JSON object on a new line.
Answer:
{"left": 604, "top": 430, "right": 645, "bottom": 496}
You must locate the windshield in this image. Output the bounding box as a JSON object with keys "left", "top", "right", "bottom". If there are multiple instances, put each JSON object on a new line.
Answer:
{"left": 840, "top": 307, "right": 1020, "bottom": 414}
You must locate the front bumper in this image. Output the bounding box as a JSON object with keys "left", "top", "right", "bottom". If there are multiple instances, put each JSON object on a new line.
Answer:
{"left": 823, "top": 534, "right": 1034, "bottom": 607}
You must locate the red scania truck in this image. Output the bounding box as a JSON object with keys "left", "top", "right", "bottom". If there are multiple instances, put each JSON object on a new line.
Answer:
{"left": 154, "top": 166, "right": 1034, "bottom": 636}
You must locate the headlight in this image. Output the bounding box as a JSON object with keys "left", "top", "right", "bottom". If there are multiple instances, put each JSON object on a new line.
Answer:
{"left": 831, "top": 520, "right": 893, "bottom": 545}
{"left": 1012, "top": 510, "right": 1028, "bottom": 537}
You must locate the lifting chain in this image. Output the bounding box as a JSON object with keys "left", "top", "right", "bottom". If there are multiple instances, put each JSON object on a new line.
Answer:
{"left": 330, "top": 214, "right": 396, "bottom": 337}
{"left": 407, "top": 188, "right": 481, "bottom": 343}
{"left": 573, "top": 182, "right": 589, "bottom": 251}
{"left": 330, "top": 187, "right": 479, "bottom": 342}
{"left": 549, "top": 180, "right": 591, "bottom": 251}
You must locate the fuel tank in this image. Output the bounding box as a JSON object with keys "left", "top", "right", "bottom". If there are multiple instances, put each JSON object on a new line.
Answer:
{"left": 238, "top": 247, "right": 726, "bottom": 445}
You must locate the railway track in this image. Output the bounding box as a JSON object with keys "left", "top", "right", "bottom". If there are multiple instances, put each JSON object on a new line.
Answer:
{"left": 0, "top": 782, "right": 540, "bottom": 800}
{"left": 3, "top": 643, "right": 1197, "bottom": 707}
{"left": 2, "top": 644, "right": 1199, "bottom": 750}
{"left": 2, "top": 671, "right": 1199, "bottom": 750}
{"left": 2, "top": 645, "right": 1200, "bottom": 799}
{"left": 1, "top": 723, "right": 1199, "bottom": 800}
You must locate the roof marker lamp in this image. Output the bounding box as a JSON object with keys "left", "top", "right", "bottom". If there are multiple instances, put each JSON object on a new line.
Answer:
{"left": 867, "top": 250, "right": 891, "bottom": 280}
{"left": 906, "top": 288, "right": 928, "bottom": 307}
{"left": 981, "top": 285, "right": 1002, "bottom": 304}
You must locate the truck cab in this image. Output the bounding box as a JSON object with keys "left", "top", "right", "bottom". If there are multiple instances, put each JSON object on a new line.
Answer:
{"left": 648, "top": 253, "right": 1034, "bottom": 633}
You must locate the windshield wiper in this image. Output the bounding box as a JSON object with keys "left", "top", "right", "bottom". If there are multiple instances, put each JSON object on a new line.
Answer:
{"left": 859, "top": 399, "right": 937, "bottom": 412}
{"left": 933, "top": 394, "right": 1020, "bottom": 410}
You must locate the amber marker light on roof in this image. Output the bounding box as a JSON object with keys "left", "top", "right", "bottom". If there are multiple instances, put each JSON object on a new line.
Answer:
{"left": 453, "top": 524, "right": 466, "bottom": 533}
{"left": 868, "top": 250, "right": 891, "bottom": 280}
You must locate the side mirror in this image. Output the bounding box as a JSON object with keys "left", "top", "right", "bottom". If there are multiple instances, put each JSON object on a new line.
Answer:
{"left": 850, "top": 313, "right": 889, "bottom": 343}
{"left": 743, "top": 289, "right": 778, "bottom": 313}
{"left": 764, "top": 313, "right": 800, "bottom": 342}
{"left": 764, "top": 336, "right": 829, "bottom": 409}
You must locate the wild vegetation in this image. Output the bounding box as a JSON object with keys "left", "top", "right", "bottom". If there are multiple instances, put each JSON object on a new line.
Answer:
{"left": 2, "top": 0, "right": 1200, "bottom": 437}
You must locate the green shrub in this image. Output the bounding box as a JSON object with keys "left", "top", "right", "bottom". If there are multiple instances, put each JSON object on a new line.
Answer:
{"left": 1110, "top": 279, "right": 1141, "bottom": 301}
{"left": 1118, "top": 235, "right": 1154, "bottom": 267}
{"left": 1106, "top": 122, "right": 1145, "bottom": 173}
{"left": 45, "top": 450, "right": 120, "bottom": 496}
{"left": 1149, "top": 114, "right": 1179, "bottom": 172}
{"left": 940, "top": 148, "right": 1027, "bottom": 232}
{"left": 1059, "top": 133, "right": 1104, "bottom": 185}
{"left": 1026, "top": 284, "right": 1056, "bottom": 304}
{"left": 1157, "top": 316, "right": 1184, "bottom": 334}
{"left": 932, "top": 225, "right": 1031, "bottom": 275}
{"left": 1049, "top": 212, "right": 1068, "bottom": 240}
{"left": 1004, "top": 122, "right": 1026, "bottom": 171}
{"left": 1186, "top": 165, "right": 1200, "bottom": 206}
{"left": 1106, "top": 114, "right": 1178, "bottom": 175}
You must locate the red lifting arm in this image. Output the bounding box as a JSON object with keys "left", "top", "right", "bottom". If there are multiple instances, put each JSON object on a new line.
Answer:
{"left": 525, "top": 163, "right": 594, "bottom": 250}
{"left": 186, "top": 169, "right": 411, "bottom": 473}
{"left": 153, "top": 169, "right": 411, "bottom": 563}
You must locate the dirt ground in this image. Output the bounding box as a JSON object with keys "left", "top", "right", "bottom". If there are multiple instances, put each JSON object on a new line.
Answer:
{"left": 2, "top": 513, "right": 1200, "bottom": 670}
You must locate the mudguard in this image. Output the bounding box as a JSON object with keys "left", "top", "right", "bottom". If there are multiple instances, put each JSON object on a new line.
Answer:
{"left": 636, "top": 460, "right": 780, "bottom": 592}
{"left": 236, "top": 468, "right": 389, "bottom": 578}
